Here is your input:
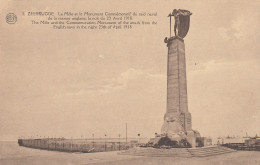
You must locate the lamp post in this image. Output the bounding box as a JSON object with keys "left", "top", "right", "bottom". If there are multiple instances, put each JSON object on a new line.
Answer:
{"left": 105, "top": 134, "right": 107, "bottom": 151}
{"left": 138, "top": 133, "right": 141, "bottom": 144}
{"left": 92, "top": 134, "right": 95, "bottom": 148}
{"left": 70, "top": 136, "right": 73, "bottom": 152}
{"left": 126, "top": 123, "right": 127, "bottom": 143}
{"left": 118, "top": 134, "right": 121, "bottom": 151}
{"left": 47, "top": 136, "right": 49, "bottom": 149}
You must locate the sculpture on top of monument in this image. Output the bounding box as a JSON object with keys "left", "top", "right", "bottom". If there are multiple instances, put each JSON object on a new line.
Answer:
{"left": 168, "top": 9, "right": 192, "bottom": 38}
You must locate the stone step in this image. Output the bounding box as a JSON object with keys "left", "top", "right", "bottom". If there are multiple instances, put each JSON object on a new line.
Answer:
{"left": 189, "top": 149, "right": 227, "bottom": 153}
{"left": 188, "top": 147, "right": 236, "bottom": 157}
{"left": 125, "top": 152, "right": 191, "bottom": 157}
{"left": 140, "top": 154, "right": 191, "bottom": 157}
{"left": 189, "top": 147, "right": 235, "bottom": 154}
{"left": 146, "top": 152, "right": 191, "bottom": 155}
{"left": 132, "top": 151, "right": 189, "bottom": 155}
{"left": 190, "top": 149, "right": 233, "bottom": 154}
{"left": 120, "top": 152, "right": 190, "bottom": 157}
{"left": 190, "top": 150, "right": 234, "bottom": 157}
{"left": 119, "top": 146, "right": 236, "bottom": 157}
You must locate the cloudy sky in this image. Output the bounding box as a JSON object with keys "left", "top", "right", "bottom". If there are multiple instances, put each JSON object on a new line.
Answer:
{"left": 0, "top": 0, "right": 259, "bottom": 141}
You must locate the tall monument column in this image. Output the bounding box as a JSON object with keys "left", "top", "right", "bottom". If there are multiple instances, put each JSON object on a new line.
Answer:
{"left": 160, "top": 9, "right": 198, "bottom": 147}
{"left": 161, "top": 36, "right": 192, "bottom": 134}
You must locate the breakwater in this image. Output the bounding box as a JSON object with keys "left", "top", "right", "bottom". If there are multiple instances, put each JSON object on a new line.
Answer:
{"left": 18, "top": 138, "right": 134, "bottom": 153}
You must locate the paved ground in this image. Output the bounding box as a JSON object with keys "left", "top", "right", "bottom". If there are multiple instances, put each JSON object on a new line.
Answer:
{"left": 88, "top": 151, "right": 260, "bottom": 165}
{"left": 1, "top": 142, "right": 260, "bottom": 165}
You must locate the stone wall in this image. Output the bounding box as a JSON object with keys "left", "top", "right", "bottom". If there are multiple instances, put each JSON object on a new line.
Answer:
{"left": 18, "top": 138, "right": 133, "bottom": 152}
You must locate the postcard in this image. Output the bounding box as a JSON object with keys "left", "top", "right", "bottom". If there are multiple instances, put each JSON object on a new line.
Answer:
{"left": 0, "top": 0, "right": 259, "bottom": 164}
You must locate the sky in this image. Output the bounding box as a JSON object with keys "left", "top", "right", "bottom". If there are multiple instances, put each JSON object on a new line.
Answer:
{"left": 0, "top": 0, "right": 260, "bottom": 141}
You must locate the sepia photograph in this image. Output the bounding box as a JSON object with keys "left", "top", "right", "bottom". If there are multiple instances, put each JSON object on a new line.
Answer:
{"left": 0, "top": 0, "right": 260, "bottom": 164}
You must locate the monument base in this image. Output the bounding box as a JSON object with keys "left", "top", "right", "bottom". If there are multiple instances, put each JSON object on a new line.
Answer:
{"left": 150, "top": 130, "right": 198, "bottom": 148}
{"left": 161, "top": 121, "right": 185, "bottom": 137}
{"left": 159, "top": 113, "right": 198, "bottom": 148}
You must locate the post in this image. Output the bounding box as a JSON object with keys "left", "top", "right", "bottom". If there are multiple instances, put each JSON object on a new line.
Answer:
{"left": 119, "top": 134, "right": 121, "bottom": 151}
{"left": 92, "top": 134, "right": 94, "bottom": 148}
{"left": 47, "top": 136, "right": 50, "bottom": 150}
{"left": 126, "top": 123, "right": 127, "bottom": 143}
{"left": 138, "top": 133, "right": 140, "bottom": 144}
{"left": 105, "top": 134, "right": 107, "bottom": 151}
{"left": 71, "top": 137, "right": 73, "bottom": 152}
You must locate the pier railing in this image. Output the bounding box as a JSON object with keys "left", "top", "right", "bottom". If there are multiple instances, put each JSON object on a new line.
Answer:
{"left": 222, "top": 143, "right": 260, "bottom": 151}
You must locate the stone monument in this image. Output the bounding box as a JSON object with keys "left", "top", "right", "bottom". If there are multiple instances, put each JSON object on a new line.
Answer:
{"left": 160, "top": 9, "right": 200, "bottom": 148}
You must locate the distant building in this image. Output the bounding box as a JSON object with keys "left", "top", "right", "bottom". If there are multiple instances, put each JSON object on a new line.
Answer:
{"left": 245, "top": 138, "right": 260, "bottom": 146}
